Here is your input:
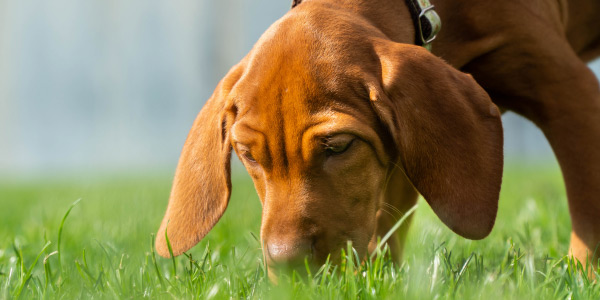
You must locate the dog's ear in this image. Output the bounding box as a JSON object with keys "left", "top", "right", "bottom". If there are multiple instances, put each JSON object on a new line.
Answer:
{"left": 155, "top": 71, "right": 240, "bottom": 257}
{"left": 370, "top": 43, "right": 503, "bottom": 240}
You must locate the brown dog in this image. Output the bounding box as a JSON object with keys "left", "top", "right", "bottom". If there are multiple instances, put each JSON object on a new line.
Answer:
{"left": 156, "top": 0, "right": 600, "bottom": 273}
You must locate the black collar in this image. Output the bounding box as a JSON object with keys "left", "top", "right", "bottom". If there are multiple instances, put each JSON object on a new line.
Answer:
{"left": 291, "top": 0, "right": 441, "bottom": 50}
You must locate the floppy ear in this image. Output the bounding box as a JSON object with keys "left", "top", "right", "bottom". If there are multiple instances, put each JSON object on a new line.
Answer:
{"left": 155, "top": 80, "right": 235, "bottom": 257}
{"left": 370, "top": 43, "right": 503, "bottom": 239}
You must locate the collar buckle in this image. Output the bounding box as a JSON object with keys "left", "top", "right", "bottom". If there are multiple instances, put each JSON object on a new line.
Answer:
{"left": 407, "top": 0, "right": 442, "bottom": 51}
{"left": 418, "top": 5, "right": 439, "bottom": 46}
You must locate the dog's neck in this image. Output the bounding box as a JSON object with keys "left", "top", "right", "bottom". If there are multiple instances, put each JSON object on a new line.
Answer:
{"left": 299, "top": 0, "right": 417, "bottom": 45}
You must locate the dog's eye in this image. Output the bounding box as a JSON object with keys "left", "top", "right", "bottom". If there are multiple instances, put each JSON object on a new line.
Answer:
{"left": 242, "top": 151, "right": 257, "bottom": 163}
{"left": 325, "top": 139, "right": 354, "bottom": 156}
{"left": 235, "top": 143, "right": 258, "bottom": 164}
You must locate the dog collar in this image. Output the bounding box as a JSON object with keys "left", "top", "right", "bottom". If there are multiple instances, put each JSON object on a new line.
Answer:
{"left": 291, "top": 0, "right": 441, "bottom": 51}
{"left": 404, "top": 0, "right": 441, "bottom": 51}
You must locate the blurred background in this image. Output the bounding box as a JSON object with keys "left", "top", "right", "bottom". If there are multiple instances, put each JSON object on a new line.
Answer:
{"left": 1, "top": 0, "right": 599, "bottom": 178}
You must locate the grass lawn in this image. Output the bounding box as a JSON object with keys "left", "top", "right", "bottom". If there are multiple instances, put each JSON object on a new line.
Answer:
{"left": 1, "top": 162, "right": 599, "bottom": 299}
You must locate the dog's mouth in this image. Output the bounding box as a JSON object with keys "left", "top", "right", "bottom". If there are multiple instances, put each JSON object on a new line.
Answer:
{"left": 263, "top": 241, "right": 376, "bottom": 283}
{"left": 262, "top": 234, "right": 370, "bottom": 277}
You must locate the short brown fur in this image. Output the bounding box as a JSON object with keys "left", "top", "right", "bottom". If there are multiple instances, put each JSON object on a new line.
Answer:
{"left": 156, "top": 0, "right": 600, "bottom": 274}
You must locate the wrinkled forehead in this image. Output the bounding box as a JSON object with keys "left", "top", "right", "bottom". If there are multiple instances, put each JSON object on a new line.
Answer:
{"left": 229, "top": 76, "right": 376, "bottom": 143}
{"left": 228, "top": 65, "right": 376, "bottom": 141}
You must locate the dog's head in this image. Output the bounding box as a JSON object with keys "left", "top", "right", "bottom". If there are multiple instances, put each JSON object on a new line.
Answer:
{"left": 155, "top": 3, "right": 503, "bottom": 274}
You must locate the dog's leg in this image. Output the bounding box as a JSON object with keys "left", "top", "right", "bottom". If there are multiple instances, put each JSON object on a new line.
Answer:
{"left": 464, "top": 38, "right": 600, "bottom": 266}
{"left": 537, "top": 68, "right": 600, "bottom": 267}
{"left": 368, "top": 165, "right": 419, "bottom": 262}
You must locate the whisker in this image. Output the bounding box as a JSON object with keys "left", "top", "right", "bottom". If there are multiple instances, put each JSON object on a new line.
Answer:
{"left": 380, "top": 206, "right": 400, "bottom": 222}
{"left": 382, "top": 202, "right": 403, "bottom": 218}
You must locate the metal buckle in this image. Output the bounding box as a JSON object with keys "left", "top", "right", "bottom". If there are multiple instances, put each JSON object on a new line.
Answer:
{"left": 417, "top": 5, "right": 438, "bottom": 46}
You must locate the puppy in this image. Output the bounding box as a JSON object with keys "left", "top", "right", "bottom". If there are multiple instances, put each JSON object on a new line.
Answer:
{"left": 156, "top": 0, "right": 600, "bottom": 275}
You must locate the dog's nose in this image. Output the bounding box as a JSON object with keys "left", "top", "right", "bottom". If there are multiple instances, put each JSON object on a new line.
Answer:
{"left": 266, "top": 239, "right": 313, "bottom": 267}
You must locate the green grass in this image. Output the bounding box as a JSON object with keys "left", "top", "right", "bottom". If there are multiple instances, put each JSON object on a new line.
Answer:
{"left": 1, "top": 163, "right": 599, "bottom": 299}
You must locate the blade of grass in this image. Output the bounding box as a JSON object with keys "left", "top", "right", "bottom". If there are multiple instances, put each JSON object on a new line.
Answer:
{"left": 454, "top": 252, "right": 474, "bottom": 289}
{"left": 164, "top": 221, "right": 178, "bottom": 278}
{"left": 58, "top": 198, "right": 81, "bottom": 271}
{"left": 370, "top": 204, "right": 418, "bottom": 260}
{"left": 150, "top": 234, "right": 165, "bottom": 288}
{"left": 43, "top": 250, "right": 58, "bottom": 290}
{"left": 14, "top": 241, "right": 51, "bottom": 299}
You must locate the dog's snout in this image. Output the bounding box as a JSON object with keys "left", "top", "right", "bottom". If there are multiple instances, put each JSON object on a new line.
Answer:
{"left": 266, "top": 239, "right": 313, "bottom": 267}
